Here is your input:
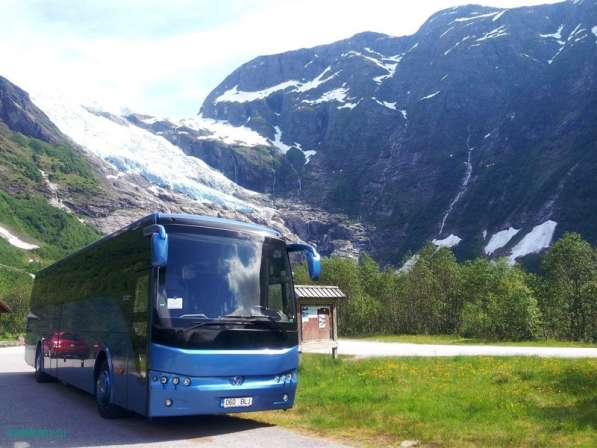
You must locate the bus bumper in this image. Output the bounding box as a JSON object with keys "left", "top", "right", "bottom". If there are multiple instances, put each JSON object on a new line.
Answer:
{"left": 147, "top": 370, "right": 297, "bottom": 416}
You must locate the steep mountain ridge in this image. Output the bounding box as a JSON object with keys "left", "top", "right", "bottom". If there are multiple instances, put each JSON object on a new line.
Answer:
{"left": 198, "top": 0, "right": 597, "bottom": 264}
{"left": 0, "top": 75, "right": 65, "bottom": 145}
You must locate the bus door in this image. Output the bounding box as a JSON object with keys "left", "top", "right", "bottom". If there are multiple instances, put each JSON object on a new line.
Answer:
{"left": 126, "top": 270, "right": 150, "bottom": 415}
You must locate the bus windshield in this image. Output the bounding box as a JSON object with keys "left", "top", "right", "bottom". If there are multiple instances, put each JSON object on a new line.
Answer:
{"left": 156, "top": 229, "right": 296, "bottom": 326}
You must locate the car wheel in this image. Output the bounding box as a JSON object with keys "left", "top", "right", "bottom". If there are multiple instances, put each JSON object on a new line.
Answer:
{"left": 95, "top": 360, "right": 127, "bottom": 419}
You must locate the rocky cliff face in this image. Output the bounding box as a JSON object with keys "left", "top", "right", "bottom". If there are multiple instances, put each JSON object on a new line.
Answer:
{"left": 0, "top": 76, "right": 66, "bottom": 145}
{"left": 198, "top": 0, "right": 597, "bottom": 265}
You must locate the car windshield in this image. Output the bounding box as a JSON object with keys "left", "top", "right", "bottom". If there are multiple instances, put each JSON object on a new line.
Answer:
{"left": 155, "top": 229, "right": 295, "bottom": 324}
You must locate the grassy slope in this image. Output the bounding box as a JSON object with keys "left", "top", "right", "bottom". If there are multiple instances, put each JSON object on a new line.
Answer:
{"left": 0, "top": 123, "right": 101, "bottom": 267}
{"left": 357, "top": 335, "right": 597, "bottom": 348}
{"left": 249, "top": 354, "right": 597, "bottom": 448}
{"left": 0, "top": 124, "right": 102, "bottom": 336}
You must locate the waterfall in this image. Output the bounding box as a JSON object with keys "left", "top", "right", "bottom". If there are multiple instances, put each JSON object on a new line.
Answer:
{"left": 438, "top": 132, "right": 474, "bottom": 236}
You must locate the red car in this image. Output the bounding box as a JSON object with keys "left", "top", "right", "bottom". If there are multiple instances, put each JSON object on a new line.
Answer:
{"left": 43, "top": 331, "right": 89, "bottom": 359}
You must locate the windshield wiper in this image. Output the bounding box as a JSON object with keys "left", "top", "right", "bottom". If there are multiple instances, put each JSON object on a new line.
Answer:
{"left": 181, "top": 317, "right": 248, "bottom": 333}
{"left": 227, "top": 316, "right": 285, "bottom": 331}
{"left": 222, "top": 314, "right": 281, "bottom": 322}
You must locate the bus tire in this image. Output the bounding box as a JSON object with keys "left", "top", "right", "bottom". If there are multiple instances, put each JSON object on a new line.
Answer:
{"left": 34, "top": 344, "right": 52, "bottom": 383}
{"left": 95, "top": 360, "right": 127, "bottom": 419}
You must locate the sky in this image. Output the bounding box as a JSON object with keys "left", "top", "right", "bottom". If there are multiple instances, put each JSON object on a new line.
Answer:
{"left": 0, "top": 0, "right": 565, "bottom": 116}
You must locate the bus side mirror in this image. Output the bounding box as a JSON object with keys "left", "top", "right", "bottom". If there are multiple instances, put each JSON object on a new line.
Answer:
{"left": 143, "top": 224, "right": 168, "bottom": 267}
{"left": 287, "top": 243, "right": 321, "bottom": 281}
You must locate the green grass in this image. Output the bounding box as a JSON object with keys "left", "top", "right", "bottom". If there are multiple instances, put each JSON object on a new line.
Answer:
{"left": 356, "top": 334, "right": 597, "bottom": 348}
{"left": 0, "top": 124, "right": 104, "bottom": 336}
{"left": 1, "top": 125, "right": 100, "bottom": 198}
{"left": 249, "top": 355, "right": 597, "bottom": 447}
{"left": 0, "top": 190, "right": 101, "bottom": 260}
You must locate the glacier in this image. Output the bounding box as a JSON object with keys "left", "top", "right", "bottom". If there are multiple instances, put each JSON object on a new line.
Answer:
{"left": 31, "top": 93, "right": 263, "bottom": 214}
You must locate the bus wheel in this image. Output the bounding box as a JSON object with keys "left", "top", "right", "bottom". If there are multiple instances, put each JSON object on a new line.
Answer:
{"left": 95, "top": 360, "right": 127, "bottom": 419}
{"left": 34, "top": 345, "right": 52, "bottom": 383}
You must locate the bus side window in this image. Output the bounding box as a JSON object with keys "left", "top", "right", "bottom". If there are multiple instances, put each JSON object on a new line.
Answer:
{"left": 132, "top": 274, "right": 149, "bottom": 337}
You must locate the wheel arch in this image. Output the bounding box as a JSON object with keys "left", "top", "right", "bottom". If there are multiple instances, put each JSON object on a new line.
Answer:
{"left": 93, "top": 348, "right": 114, "bottom": 381}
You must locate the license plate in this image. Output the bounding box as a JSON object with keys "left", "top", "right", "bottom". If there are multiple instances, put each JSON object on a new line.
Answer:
{"left": 222, "top": 397, "right": 253, "bottom": 408}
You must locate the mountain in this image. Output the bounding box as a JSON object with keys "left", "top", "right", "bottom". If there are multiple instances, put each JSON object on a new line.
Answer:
{"left": 0, "top": 75, "right": 103, "bottom": 273}
{"left": 3, "top": 0, "right": 596, "bottom": 270}
{"left": 0, "top": 74, "right": 371, "bottom": 280}
{"left": 197, "top": 0, "right": 597, "bottom": 265}
{"left": 126, "top": 114, "right": 282, "bottom": 193}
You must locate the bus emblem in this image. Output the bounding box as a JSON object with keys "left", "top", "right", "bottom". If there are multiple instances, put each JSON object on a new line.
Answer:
{"left": 230, "top": 376, "right": 244, "bottom": 386}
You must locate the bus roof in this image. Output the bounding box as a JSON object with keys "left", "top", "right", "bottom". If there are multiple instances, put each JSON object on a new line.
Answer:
{"left": 154, "top": 213, "right": 280, "bottom": 237}
{"left": 36, "top": 213, "right": 281, "bottom": 275}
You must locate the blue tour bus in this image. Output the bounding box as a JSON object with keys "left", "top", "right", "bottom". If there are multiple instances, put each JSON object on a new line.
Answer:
{"left": 25, "top": 213, "right": 320, "bottom": 418}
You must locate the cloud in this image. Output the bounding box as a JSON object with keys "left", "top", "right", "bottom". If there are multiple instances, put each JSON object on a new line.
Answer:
{"left": 0, "top": 0, "right": 563, "bottom": 116}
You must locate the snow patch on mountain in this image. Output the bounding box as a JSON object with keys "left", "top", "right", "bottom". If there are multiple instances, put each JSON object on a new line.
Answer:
{"left": 547, "top": 24, "right": 587, "bottom": 64}
{"left": 270, "top": 126, "right": 292, "bottom": 154}
{"left": 508, "top": 220, "right": 557, "bottom": 264}
{"left": 420, "top": 91, "right": 441, "bottom": 101}
{"left": 342, "top": 50, "right": 402, "bottom": 84}
{"left": 444, "top": 35, "right": 472, "bottom": 55}
{"left": 31, "top": 93, "right": 260, "bottom": 212}
{"left": 476, "top": 25, "right": 509, "bottom": 42}
{"left": 372, "top": 98, "right": 397, "bottom": 110}
{"left": 303, "top": 150, "right": 317, "bottom": 163}
{"left": 0, "top": 225, "right": 39, "bottom": 250}
{"left": 453, "top": 11, "right": 500, "bottom": 23}
{"left": 337, "top": 101, "right": 359, "bottom": 110}
{"left": 432, "top": 234, "right": 462, "bottom": 248}
{"left": 440, "top": 26, "right": 455, "bottom": 38}
{"left": 214, "top": 67, "right": 340, "bottom": 104}
{"left": 215, "top": 81, "right": 299, "bottom": 103}
{"left": 492, "top": 10, "right": 507, "bottom": 21}
{"left": 174, "top": 116, "right": 270, "bottom": 147}
{"left": 295, "top": 67, "right": 339, "bottom": 93}
{"left": 398, "top": 254, "right": 419, "bottom": 273}
{"left": 540, "top": 25, "right": 564, "bottom": 40}
{"left": 303, "top": 87, "right": 349, "bottom": 105}
{"left": 484, "top": 227, "right": 520, "bottom": 255}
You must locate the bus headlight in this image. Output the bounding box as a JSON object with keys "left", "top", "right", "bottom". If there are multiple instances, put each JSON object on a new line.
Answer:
{"left": 165, "top": 399, "right": 173, "bottom": 407}
{"left": 160, "top": 376, "right": 168, "bottom": 384}
{"left": 172, "top": 376, "right": 180, "bottom": 385}
{"left": 183, "top": 377, "right": 191, "bottom": 386}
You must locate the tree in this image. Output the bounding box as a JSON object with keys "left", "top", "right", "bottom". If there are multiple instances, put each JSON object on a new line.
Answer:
{"left": 540, "top": 233, "right": 597, "bottom": 341}
{"left": 0, "top": 268, "right": 33, "bottom": 337}
{"left": 398, "top": 244, "right": 463, "bottom": 334}
{"left": 459, "top": 259, "right": 541, "bottom": 340}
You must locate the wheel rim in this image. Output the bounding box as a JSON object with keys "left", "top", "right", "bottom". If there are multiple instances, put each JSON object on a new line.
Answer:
{"left": 96, "top": 370, "right": 110, "bottom": 405}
